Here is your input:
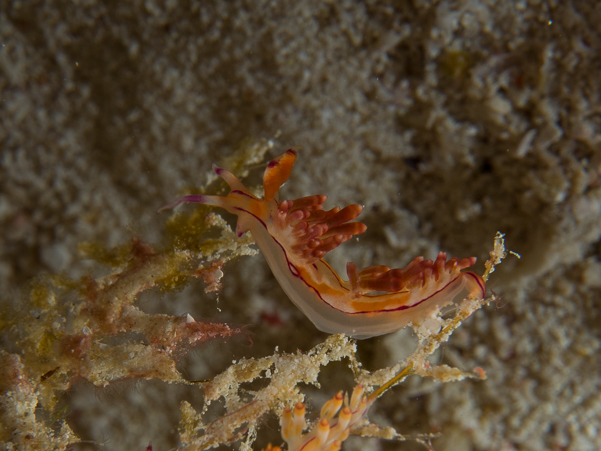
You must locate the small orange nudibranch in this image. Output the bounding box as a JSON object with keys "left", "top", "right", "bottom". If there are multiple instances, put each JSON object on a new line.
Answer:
{"left": 159, "top": 150, "right": 485, "bottom": 339}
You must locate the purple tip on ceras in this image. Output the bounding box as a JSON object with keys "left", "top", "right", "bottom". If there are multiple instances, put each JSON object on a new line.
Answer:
{"left": 236, "top": 226, "right": 245, "bottom": 238}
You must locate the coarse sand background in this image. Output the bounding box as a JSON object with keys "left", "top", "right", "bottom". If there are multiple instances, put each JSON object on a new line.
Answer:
{"left": 1, "top": 1, "right": 600, "bottom": 450}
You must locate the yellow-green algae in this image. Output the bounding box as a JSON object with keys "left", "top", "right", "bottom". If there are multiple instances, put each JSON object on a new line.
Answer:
{"left": 0, "top": 139, "right": 275, "bottom": 450}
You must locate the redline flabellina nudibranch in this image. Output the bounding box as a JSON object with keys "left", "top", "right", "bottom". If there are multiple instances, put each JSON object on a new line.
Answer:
{"left": 159, "top": 150, "right": 485, "bottom": 339}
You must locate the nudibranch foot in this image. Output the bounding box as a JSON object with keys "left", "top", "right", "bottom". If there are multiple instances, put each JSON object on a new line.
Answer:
{"left": 160, "top": 149, "right": 486, "bottom": 339}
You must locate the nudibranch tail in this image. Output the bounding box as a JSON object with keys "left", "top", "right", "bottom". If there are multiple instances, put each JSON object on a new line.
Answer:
{"left": 159, "top": 149, "right": 486, "bottom": 339}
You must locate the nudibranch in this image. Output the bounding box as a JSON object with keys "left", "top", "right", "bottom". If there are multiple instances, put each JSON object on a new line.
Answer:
{"left": 159, "top": 150, "right": 485, "bottom": 339}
